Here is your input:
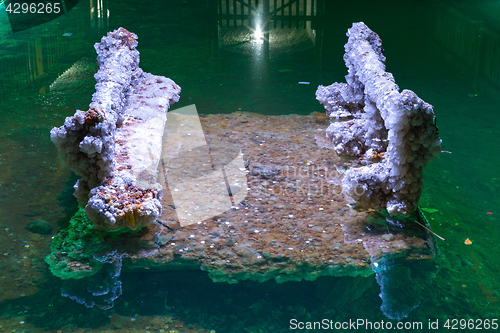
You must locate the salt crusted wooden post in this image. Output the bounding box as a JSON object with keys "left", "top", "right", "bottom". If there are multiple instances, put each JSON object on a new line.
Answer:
{"left": 316, "top": 22, "right": 442, "bottom": 216}
{"left": 50, "top": 28, "right": 181, "bottom": 230}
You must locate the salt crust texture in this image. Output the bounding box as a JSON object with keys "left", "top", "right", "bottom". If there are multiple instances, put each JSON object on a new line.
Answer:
{"left": 51, "top": 28, "right": 181, "bottom": 229}
{"left": 316, "top": 22, "right": 442, "bottom": 216}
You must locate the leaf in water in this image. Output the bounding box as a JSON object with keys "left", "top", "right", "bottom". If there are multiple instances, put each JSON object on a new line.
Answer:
{"left": 422, "top": 208, "right": 439, "bottom": 213}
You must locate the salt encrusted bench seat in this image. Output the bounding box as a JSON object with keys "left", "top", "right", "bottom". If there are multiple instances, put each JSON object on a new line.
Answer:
{"left": 50, "top": 27, "right": 181, "bottom": 230}
{"left": 316, "top": 22, "right": 442, "bottom": 216}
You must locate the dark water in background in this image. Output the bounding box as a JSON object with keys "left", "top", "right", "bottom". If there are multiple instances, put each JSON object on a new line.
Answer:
{"left": 0, "top": 0, "right": 499, "bottom": 332}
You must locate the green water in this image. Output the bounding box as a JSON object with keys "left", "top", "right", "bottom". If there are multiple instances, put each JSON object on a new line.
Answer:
{"left": 0, "top": 0, "right": 499, "bottom": 332}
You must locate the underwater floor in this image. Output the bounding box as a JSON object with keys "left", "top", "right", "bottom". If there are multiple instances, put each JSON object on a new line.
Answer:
{"left": 0, "top": 0, "right": 499, "bottom": 332}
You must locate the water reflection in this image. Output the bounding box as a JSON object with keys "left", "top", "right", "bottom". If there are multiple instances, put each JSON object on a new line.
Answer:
{"left": 434, "top": 5, "right": 500, "bottom": 93}
{"left": 4, "top": 0, "right": 80, "bottom": 33}
{"left": 214, "top": 0, "right": 323, "bottom": 59}
{"left": 61, "top": 256, "right": 122, "bottom": 310}
{"left": 372, "top": 257, "right": 437, "bottom": 320}
{"left": 90, "top": 0, "right": 109, "bottom": 28}
{"left": 208, "top": 0, "right": 324, "bottom": 113}
{"left": 0, "top": 0, "right": 109, "bottom": 100}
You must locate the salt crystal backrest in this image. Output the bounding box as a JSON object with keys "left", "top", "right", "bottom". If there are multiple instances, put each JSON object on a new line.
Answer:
{"left": 316, "top": 22, "right": 441, "bottom": 216}
{"left": 51, "top": 28, "right": 181, "bottom": 230}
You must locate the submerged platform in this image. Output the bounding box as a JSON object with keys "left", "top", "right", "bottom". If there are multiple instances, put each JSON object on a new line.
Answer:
{"left": 117, "top": 111, "right": 437, "bottom": 283}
